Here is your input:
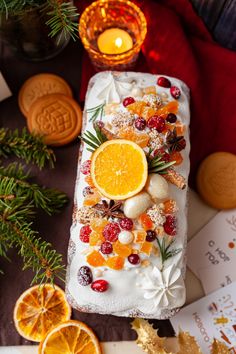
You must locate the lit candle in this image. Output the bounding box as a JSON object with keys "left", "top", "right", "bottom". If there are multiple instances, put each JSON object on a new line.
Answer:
{"left": 97, "top": 28, "right": 133, "bottom": 54}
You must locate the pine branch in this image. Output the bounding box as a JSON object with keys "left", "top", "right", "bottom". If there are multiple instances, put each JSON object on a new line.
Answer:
{"left": 147, "top": 153, "right": 176, "bottom": 174}
{"left": 156, "top": 237, "right": 181, "bottom": 269}
{"left": 0, "top": 215, "right": 65, "bottom": 284}
{"left": 86, "top": 103, "right": 105, "bottom": 122}
{"left": 46, "top": 1, "right": 79, "bottom": 41}
{"left": 80, "top": 123, "right": 108, "bottom": 152}
{"left": 0, "top": 128, "right": 55, "bottom": 169}
{"left": 0, "top": 163, "right": 68, "bottom": 215}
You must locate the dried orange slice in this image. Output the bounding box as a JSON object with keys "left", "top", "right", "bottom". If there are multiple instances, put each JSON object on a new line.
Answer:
{"left": 38, "top": 320, "right": 102, "bottom": 354}
{"left": 117, "top": 128, "right": 150, "bottom": 148}
{"left": 91, "top": 140, "right": 148, "bottom": 200}
{"left": 13, "top": 284, "right": 71, "bottom": 342}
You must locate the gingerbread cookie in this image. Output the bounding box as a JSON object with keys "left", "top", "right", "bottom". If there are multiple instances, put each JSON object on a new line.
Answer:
{"left": 27, "top": 94, "right": 82, "bottom": 146}
{"left": 197, "top": 152, "right": 236, "bottom": 209}
{"left": 19, "top": 73, "right": 73, "bottom": 117}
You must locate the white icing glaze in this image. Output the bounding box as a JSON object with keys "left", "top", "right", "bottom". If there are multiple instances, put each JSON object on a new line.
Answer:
{"left": 140, "top": 264, "right": 185, "bottom": 309}
{"left": 66, "top": 71, "right": 190, "bottom": 319}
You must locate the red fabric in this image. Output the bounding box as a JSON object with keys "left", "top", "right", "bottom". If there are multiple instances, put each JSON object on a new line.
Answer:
{"left": 76, "top": 0, "right": 236, "bottom": 186}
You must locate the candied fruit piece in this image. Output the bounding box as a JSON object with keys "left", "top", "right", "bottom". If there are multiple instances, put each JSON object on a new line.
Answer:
{"left": 170, "top": 151, "right": 183, "bottom": 166}
{"left": 87, "top": 250, "right": 105, "bottom": 267}
{"left": 133, "top": 230, "right": 146, "bottom": 243}
{"left": 113, "top": 241, "right": 132, "bottom": 258}
{"left": 85, "top": 175, "right": 95, "bottom": 188}
{"left": 89, "top": 232, "right": 105, "bottom": 246}
{"left": 90, "top": 218, "right": 109, "bottom": 233}
{"left": 139, "top": 213, "right": 154, "bottom": 230}
{"left": 117, "top": 128, "right": 149, "bottom": 148}
{"left": 143, "top": 86, "right": 156, "bottom": 95}
{"left": 83, "top": 190, "right": 101, "bottom": 207}
{"left": 141, "top": 106, "right": 157, "bottom": 121}
{"left": 106, "top": 256, "right": 125, "bottom": 270}
{"left": 127, "top": 101, "right": 146, "bottom": 115}
{"left": 163, "top": 199, "right": 178, "bottom": 214}
{"left": 140, "top": 241, "right": 153, "bottom": 255}
{"left": 156, "top": 101, "right": 178, "bottom": 116}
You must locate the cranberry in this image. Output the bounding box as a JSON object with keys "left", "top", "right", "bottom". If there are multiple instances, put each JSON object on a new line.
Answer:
{"left": 81, "top": 160, "right": 91, "bottom": 175}
{"left": 82, "top": 186, "right": 93, "bottom": 197}
{"left": 91, "top": 279, "right": 109, "bottom": 292}
{"left": 100, "top": 241, "right": 113, "bottom": 254}
{"left": 157, "top": 76, "right": 171, "bottom": 88}
{"left": 103, "top": 222, "right": 120, "bottom": 242}
{"left": 146, "top": 230, "right": 156, "bottom": 242}
{"left": 128, "top": 254, "right": 140, "bottom": 265}
{"left": 79, "top": 225, "right": 92, "bottom": 243}
{"left": 77, "top": 266, "right": 93, "bottom": 286}
{"left": 119, "top": 218, "right": 133, "bottom": 231}
{"left": 135, "top": 117, "right": 146, "bottom": 131}
{"left": 166, "top": 113, "right": 177, "bottom": 123}
{"left": 147, "top": 115, "right": 166, "bottom": 132}
{"left": 170, "top": 86, "right": 181, "bottom": 99}
{"left": 123, "top": 97, "right": 135, "bottom": 107}
{"left": 163, "top": 215, "right": 177, "bottom": 236}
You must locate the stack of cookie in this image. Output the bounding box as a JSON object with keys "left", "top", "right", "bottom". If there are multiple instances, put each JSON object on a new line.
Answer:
{"left": 19, "top": 73, "right": 82, "bottom": 146}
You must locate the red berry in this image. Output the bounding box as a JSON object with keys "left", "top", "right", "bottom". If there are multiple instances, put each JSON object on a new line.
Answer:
{"left": 170, "top": 86, "right": 181, "bottom": 99}
{"left": 135, "top": 117, "right": 146, "bottom": 131}
{"left": 166, "top": 113, "right": 177, "bottom": 123}
{"left": 119, "top": 218, "right": 133, "bottom": 231}
{"left": 77, "top": 266, "right": 93, "bottom": 286}
{"left": 153, "top": 149, "right": 170, "bottom": 162}
{"left": 146, "top": 230, "right": 156, "bottom": 242}
{"left": 157, "top": 76, "right": 171, "bottom": 88}
{"left": 163, "top": 215, "right": 177, "bottom": 236}
{"left": 91, "top": 279, "right": 109, "bottom": 292}
{"left": 81, "top": 160, "right": 91, "bottom": 175}
{"left": 79, "top": 225, "right": 92, "bottom": 243}
{"left": 128, "top": 254, "right": 140, "bottom": 265}
{"left": 147, "top": 115, "right": 166, "bottom": 132}
{"left": 103, "top": 222, "right": 120, "bottom": 242}
{"left": 100, "top": 241, "right": 113, "bottom": 254}
{"left": 123, "top": 97, "right": 135, "bottom": 107}
{"left": 96, "top": 121, "right": 104, "bottom": 129}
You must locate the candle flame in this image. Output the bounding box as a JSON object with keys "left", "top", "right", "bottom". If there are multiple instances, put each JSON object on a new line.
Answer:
{"left": 115, "top": 37, "right": 123, "bottom": 48}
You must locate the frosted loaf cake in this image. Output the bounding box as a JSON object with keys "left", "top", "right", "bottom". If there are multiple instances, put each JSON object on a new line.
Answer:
{"left": 66, "top": 72, "right": 190, "bottom": 319}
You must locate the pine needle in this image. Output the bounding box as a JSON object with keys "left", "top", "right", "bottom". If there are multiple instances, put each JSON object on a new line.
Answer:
{"left": 0, "top": 128, "right": 55, "bottom": 169}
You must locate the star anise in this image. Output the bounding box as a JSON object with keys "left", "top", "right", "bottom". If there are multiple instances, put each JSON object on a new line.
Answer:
{"left": 92, "top": 200, "right": 124, "bottom": 219}
{"left": 166, "top": 128, "right": 186, "bottom": 152}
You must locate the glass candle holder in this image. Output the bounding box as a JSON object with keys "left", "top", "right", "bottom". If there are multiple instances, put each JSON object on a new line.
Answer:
{"left": 79, "top": 0, "right": 147, "bottom": 71}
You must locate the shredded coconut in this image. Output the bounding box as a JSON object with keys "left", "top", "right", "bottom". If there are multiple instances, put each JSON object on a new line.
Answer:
{"left": 77, "top": 206, "right": 100, "bottom": 224}
{"left": 112, "top": 111, "right": 135, "bottom": 129}
{"left": 143, "top": 94, "right": 162, "bottom": 108}
{"left": 147, "top": 204, "right": 166, "bottom": 226}
{"left": 148, "top": 129, "right": 164, "bottom": 150}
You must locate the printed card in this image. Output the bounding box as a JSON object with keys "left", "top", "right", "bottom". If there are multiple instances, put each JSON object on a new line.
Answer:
{"left": 0, "top": 72, "right": 12, "bottom": 101}
{"left": 171, "top": 282, "right": 236, "bottom": 353}
{"left": 187, "top": 210, "right": 236, "bottom": 294}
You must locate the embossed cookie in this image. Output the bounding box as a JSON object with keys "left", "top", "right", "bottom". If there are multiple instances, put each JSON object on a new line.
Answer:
{"left": 27, "top": 94, "right": 82, "bottom": 146}
{"left": 19, "top": 73, "right": 73, "bottom": 117}
{"left": 197, "top": 152, "right": 236, "bottom": 209}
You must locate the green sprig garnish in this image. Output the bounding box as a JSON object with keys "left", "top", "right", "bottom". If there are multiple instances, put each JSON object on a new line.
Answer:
{"left": 156, "top": 237, "right": 182, "bottom": 268}
{"left": 86, "top": 103, "right": 105, "bottom": 122}
{"left": 147, "top": 153, "right": 175, "bottom": 174}
{"left": 80, "top": 124, "right": 108, "bottom": 152}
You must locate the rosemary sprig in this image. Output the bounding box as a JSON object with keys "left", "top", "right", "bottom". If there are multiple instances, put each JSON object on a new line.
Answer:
{"left": 147, "top": 154, "right": 175, "bottom": 174}
{"left": 156, "top": 237, "right": 181, "bottom": 269}
{"left": 80, "top": 123, "right": 108, "bottom": 152}
{"left": 86, "top": 103, "right": 105, "bottom": 122}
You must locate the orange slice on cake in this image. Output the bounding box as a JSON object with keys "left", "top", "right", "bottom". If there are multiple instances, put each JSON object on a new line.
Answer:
{"left": 38, "top": 320, "right": 102, "bottom": 354}
{"left": 13, "top": 284, "right": 71, "bottom": 342}
{"left": 91, "top": 140, "right": 148, "bottom": 200}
